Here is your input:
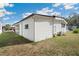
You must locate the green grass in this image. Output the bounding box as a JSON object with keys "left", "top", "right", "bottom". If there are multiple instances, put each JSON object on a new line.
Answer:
{"left": 0, "top": 32, "right": 32, "bottom": 47}
{"left": 0, "top": 32, "right": 79, "bottom": 56}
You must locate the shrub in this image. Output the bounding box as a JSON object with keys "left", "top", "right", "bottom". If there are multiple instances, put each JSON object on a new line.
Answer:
{"left": 73, "top": 30, "right": 78, "bottom": 33}
{"left": 57, "top": 32, "right": 65, "bottom": 36}
{"left": 53, "top": 34, "right": 56, "bottom": 37}
{"left": 57, "top": 32, "right": 62, "bottom": 36}
{"left": 73, "top": 28, "right": 79, "bottom": 33}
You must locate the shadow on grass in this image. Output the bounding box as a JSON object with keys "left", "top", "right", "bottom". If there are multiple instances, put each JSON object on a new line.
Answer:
{"left": 0, "top": 32, "right": 33, "bottom": 47}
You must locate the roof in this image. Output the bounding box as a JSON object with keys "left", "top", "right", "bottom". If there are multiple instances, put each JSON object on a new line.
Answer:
{"left": 13, "top": 13, "right": 66, "bottom": 25}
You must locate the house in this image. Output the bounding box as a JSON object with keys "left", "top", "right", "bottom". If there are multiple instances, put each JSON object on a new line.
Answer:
{"left": 13, "top": 14, "right": 67, "bottom": 42}
{"left": 68, "top": 25, "right": 77, "bottom": 30}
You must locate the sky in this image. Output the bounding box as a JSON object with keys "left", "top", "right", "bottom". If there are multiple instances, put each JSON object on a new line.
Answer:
{"left": 0, "top": 3, "right": 79, "bottom": 25}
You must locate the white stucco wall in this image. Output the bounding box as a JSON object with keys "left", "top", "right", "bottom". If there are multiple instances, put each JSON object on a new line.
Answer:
{"left": 14, "top": 24, "right": 20, "bottom": 34}
{"left": 55, "top": 17, "right": 67, "bottom": 33}
{"left": 34, "top": 15, "right": 53, "bottom": 42}
{"left": 0, "top": 23, "right": 2, "bottom": 34}
{"left": 19, "top": 22, "right": 23, "bottom": 35}
{"left": 20, "top": 17, "right": 35, "bottom": 41}
{"left": 61, "top": 25, "right": 67, "bottom": 33}
{"left": 14, "top": 15, "right": 67, "bottom": 42}
{"left": 53, "top": 20, "right": 67, "bottom": 34}
{"left": 53, "top": 23, "right": 62, "bottom": 34}
{"left": 53, "top": 20, "right": 61, "bottom": 34}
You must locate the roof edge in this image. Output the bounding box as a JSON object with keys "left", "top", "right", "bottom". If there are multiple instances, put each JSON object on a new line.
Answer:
{"left": 13, "top": 13, "right": 65, "bottom": 25}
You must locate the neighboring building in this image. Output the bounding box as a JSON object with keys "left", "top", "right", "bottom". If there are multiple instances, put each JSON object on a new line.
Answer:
{"left": 13, "top": 14, "right": 67, "bottom": 42}
{"left": 67, "top": 25, "right": 78, "bottom": 31}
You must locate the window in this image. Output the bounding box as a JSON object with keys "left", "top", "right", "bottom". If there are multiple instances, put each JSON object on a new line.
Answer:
{"left": 61, "top": 24, "right": 65, "bottom": 28}
{"left": 25, "top": 24, "right": 29, "bottom": 29}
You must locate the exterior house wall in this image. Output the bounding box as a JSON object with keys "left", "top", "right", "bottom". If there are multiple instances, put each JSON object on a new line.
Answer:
{"left": 53, "top": 23, "right": 62, "bottom": 34}
{"left": 0, "top": 23, "right": 2, "bottom": 34}
{"left": 53, "top": 19, "right": 67, "bottom": 34}
{"left": 15, "top": 24, "right": 20, "bottom": 34}
{"left": 14, "top": 14, "right": 67, "bottom": 42}
{"left": 53, "top": 20, "right": 61, "bottom": 34}
{"left": 20, "top": 17, "right": 35, "bottom": 41}
{"left": 34, "top": 15, "right": 53, "bottom": 42}
{"left": 19, "top": 22, "right": 23, "bottom": 35}
{"left": 61, "top": 25, "right": 67, "bottom": 33}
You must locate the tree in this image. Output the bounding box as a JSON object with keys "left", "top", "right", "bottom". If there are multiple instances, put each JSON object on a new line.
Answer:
{"left": 65, "top": 13, "right": 79, "bottom": 30}
{"left": 66, "top": 13, "right": 79, "bottom": 27}
{"left": 3, "top": 24, "right": 11, "bottom": 31}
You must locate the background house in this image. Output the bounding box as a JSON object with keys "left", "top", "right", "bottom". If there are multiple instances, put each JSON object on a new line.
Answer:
{"left": 13, "top": 14, "right": 67, "bottom": 42}
{"left": 2, "top": 24, "right": 15, "bottom": 32}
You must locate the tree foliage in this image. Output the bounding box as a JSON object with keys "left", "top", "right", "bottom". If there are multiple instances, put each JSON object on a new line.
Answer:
{"left": 3, "top": 24, "right": 11, "bottom": 31}
{"left": 66, "top": 13, "right": 79, "bottom": 28}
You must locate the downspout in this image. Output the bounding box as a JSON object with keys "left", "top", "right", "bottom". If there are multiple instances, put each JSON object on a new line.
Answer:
{"left": 52, "top": 17, "right": 54, "bottom": 37}
{"left": 52, "top": 16, "right": 55, "bottom": 37}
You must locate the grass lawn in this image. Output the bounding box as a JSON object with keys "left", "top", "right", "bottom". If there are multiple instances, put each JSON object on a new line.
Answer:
{"left": 0, "top": 32, "right": 79, "bottom": 56}
{"left": 0, "top": 32, "right": 32, "bottom": 47}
